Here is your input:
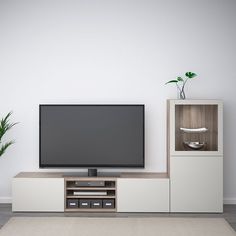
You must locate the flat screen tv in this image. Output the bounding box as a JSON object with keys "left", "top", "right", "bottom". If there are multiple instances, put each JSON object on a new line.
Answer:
{"left": 39, "top": 105, "right": 144, "bottom": 176}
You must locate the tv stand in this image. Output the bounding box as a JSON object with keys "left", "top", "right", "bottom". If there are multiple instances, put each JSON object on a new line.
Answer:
{"left": 88, "top": 168, "right": 97, "bottom": 177}
{"left": 12, "top": 172, "right": 169, "bottom": 213}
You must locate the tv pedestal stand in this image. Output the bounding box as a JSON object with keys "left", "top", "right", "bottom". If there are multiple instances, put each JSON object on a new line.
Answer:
{"left": 88, "top": 169, "right": 97, "bottom": 177}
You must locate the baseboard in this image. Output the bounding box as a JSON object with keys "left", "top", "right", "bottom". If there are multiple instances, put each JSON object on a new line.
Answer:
{"left": 223, "top": 198, "right": 236, "bottom": 205}
{"left": 0, "top": 197, "right": 12, "bottom": 204}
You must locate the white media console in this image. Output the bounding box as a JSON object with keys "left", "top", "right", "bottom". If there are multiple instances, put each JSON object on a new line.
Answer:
{"left": 12, "top": 172, "right": 169, "bottom": 213}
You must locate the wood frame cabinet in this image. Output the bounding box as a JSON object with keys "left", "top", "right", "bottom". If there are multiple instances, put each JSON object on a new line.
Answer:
{"left": 167, "top": 99, "right": 223, "bottom": 212}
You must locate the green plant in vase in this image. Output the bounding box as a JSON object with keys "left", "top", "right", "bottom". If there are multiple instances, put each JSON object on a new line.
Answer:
{"left": 165, "top": 71, "right": 197, "bottom": 99}
{"left": 0, "top": 112, "right": 17, "bottom": 157}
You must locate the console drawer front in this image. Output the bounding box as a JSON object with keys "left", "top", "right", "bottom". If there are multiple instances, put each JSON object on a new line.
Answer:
{"left": 12, "top": 178, "right": 64, "bottom": 212}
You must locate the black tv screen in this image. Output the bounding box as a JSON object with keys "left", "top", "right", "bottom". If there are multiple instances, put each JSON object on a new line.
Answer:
{"left": 39, "top": 105, "right": 144, "bottom": 168}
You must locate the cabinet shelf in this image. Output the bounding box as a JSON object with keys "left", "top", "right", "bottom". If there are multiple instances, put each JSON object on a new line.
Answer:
{"left": 66, "top": 195, "right": 116, "bottom": 199}
{"left": 66, "top": 187, "right": 116, "bottom": 190}
{"left": 180, "top": 127, "right": 208, "bottom": 133}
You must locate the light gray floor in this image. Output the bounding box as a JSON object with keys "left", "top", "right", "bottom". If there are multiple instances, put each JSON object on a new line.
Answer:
{"left": 0, "top": 204, "right": 236, "bottom": 232}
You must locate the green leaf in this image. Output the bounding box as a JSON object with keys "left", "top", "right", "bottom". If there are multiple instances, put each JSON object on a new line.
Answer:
{"left": 185, "top": 72, "right": 197, "bottom": 78}
{"left": 0, "top": 141, "right": 14, "bottom": 157}
{"left": 0, "top": 111, "right": 18, "bottom": 157}
{"left": 0, "top": 112, "right": 17, "bottom": 141}
{"left": 177, "top": 77, "right": 183, "bottom": 81}
{"left": 165, "top": 80, "right": 178, "bottom": 85}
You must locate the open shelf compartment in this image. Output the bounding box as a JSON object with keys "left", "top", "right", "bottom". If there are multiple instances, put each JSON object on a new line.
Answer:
{"left": 65, "top": 177, "right": 117, "bottom": 212}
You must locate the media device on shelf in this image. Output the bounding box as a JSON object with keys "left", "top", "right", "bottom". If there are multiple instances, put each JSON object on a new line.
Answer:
{"left": 39, "top": 104, "right": 145, "bottom": 176}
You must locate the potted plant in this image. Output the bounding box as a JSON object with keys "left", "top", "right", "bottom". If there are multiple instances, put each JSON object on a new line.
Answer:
{"left": 165, "top": 71, "right": 197, "bottom": 99}
{"left": 0, "top": 112, "right": 17, "bottom": 157}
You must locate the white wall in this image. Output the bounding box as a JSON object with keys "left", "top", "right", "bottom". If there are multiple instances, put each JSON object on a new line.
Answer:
{"left": 0, "top": 0, "right": 235, "bottom": 203}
